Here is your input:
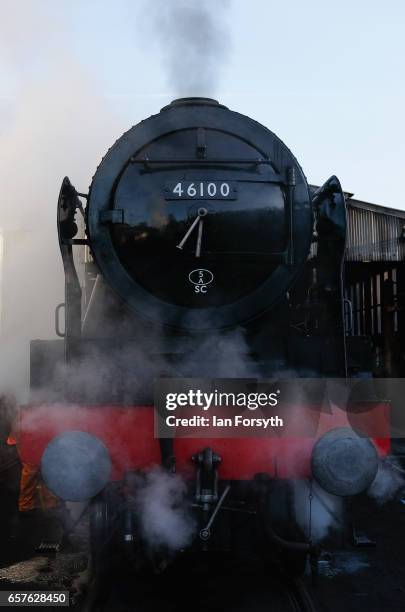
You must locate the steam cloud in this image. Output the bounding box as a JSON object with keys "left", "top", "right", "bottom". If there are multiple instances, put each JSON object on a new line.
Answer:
{"left": 141, "top": 0, "right": 233, "bottom": 96}
{"left": 0, "top": 3, "right": 122, "bottom": 401}
{"left": 133, "top": 468, "right": 196, "bottom": 552}
{"left": 293, "top": 458, "right": 405, "bottom": 545}
{"left": 367, "top": 458, "right": 405, "bottom": 504}
{"left": 293, "top": 480, "right": 343, "bottom": 543}
{"left": 28, "top": 325, "right": 262, "bottom": 405}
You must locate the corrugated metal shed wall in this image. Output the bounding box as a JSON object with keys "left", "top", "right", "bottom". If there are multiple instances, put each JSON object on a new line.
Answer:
{"left": 345, "top": 200, "right": 405, "bottom": 262}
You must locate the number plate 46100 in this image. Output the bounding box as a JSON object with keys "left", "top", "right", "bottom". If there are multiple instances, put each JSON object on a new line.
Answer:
{"left": 164, "top": 181, "right": 237, "bottom": 200}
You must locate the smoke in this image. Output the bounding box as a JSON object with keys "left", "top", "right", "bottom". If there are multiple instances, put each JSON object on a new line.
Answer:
{"left": 293, "top": 480, "right": 343, "bottom": 543}
{"left": 293, "top": 458, "right": 405, "bottom": 543}
{"left": 140, "top": 0, "right": 233, "bottom": 96}
{"left": 367, "top": 458, "right": 405, "bottom": 504}
{"left": 180, "top": 328, "right": 259, "bottom": 378}
{"left": 132, "top": 468, "right": 196, "bottom": 552}
{"left": 0, "top": 3, "right": 123, "bottom": 401}
{"left": 27, "top": 321, "right": 263, "bottom": 405}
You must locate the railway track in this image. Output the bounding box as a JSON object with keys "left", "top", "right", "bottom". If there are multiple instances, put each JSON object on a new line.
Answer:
{"left": 80, "top": 559, "right": 320, "bottom": 612}
{"left": 287, "top": 576, "right": 319, "bottom": 612}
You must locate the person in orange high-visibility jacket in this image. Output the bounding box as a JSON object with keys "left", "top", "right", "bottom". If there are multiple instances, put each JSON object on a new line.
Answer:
{"left": 7, "top": 427, "right": 59, "bottom": 513}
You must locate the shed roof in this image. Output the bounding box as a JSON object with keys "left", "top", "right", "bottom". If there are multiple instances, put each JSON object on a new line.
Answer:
{"left": 310, "top": 186, "right": 405, "bottom": 262}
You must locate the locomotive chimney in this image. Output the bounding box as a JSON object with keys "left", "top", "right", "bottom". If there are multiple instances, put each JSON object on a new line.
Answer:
{"left": 161, "top": 97, "right": 228, "bottom": 111}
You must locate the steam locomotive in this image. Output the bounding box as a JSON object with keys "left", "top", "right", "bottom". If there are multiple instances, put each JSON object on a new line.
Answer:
{"left": 19, "top": 98, "right": 389, "bottom": 576}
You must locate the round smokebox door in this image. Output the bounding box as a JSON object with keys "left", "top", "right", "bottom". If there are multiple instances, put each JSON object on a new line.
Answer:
{"left": 87, "top": 99, "right": 313, "bottom": 330}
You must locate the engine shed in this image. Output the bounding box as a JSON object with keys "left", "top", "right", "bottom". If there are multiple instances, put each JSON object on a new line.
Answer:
{"left": 343, "top": 194, "right": 405, "bottom": 377}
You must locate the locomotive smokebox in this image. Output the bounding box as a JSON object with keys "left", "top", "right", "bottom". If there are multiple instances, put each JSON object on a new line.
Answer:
{"left": 41, "top": 431, "right": 111, "bottom": 501}
{"left": 311, "top": 427, "right": 378, "bottom": 496}
{"left": 86, "top": 95, "right": 313, "bottom": 330}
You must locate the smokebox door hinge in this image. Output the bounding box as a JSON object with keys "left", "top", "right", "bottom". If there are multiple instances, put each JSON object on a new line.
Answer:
{"left": 196, "top": 128, "right": 207, "bottom": 159}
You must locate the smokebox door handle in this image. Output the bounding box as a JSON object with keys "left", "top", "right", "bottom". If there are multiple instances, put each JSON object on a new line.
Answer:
{"left": 55, "top": 302, "right": 66, "bottom": 338}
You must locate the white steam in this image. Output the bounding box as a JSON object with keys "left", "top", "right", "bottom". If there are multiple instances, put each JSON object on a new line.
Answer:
{"left": 0, "top": 3, "right": 122, "bottom": 401}
{"left": 133, "top": 468, "right": 196, "bottom": 551}
{"left": 293, "top": 480, "right": 343, "bottom": 543}
{"left": 367, "top": 458, "right": 405, "bottom": 504}
{"left": 293, "top": 458, "right": 405, "bottom": 544}
{"left": 181, "top": 328, "right": 259, "bottom": 378}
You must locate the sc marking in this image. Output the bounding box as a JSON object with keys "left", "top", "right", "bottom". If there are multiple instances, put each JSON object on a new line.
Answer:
{"left": 195, "top": 284, "right": 208, "bottom": 294}
{"left": 188, "top": 268, "right": 214, "bottom": 294}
